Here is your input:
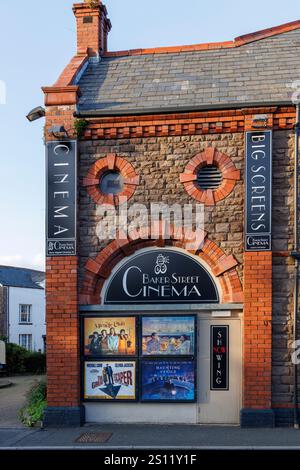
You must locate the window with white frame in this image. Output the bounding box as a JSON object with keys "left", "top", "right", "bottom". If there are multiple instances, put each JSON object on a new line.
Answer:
{"left": 19, "top": 304, "right": 32, "bottom": 324}
{"left": 19, "top": 334, "right": 32, "bottom": 351}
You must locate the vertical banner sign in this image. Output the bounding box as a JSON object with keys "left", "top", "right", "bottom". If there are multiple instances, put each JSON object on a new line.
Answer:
{"left": 46, "top": 141, "right": 77, "bottom": 256}
{"left": 245, "top": 130, "right": 272, "bottom": 251}
{"left": 211, "top": 326, "right": 229, "bottom": 391}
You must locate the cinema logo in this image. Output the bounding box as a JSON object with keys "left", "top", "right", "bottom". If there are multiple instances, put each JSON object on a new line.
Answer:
{"left": 154, "top": 254, "right": 169, "bottom": 275}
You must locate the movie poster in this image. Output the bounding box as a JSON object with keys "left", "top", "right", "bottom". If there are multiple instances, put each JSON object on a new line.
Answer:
{"left": 141, "top": 360, "right": 196, "bottom": 402}
{"left": 141, "top": 316, "right": 195, "bottom": 356}
{"left": 84, "top": 317, "right": 136, "bottom": 356}
{"left": 84, "top": 361, "right": 137, "bottom": 401}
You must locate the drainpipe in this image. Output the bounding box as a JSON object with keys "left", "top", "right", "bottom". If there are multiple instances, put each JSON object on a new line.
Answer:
{"left": 292, "top": 103, "right": 300, "bottom": 429}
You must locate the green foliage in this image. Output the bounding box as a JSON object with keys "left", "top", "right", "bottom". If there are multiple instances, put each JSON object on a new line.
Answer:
{"left": 25, "top": 351, "right": 46, "bottom": 374}
{"left": 5, "top": 343, "right": 46, "bottom": 374}
{"left": 85, "top": 0, "right": 100, "bottom": 8}
{"left": 74, "top": 118, "right": 89, "bottom": 138}
{"left": 6, "top": 343, "right": 27, "bottom": 373}
{"left": 19, "top": 380, "right": 47, "bottom": 427}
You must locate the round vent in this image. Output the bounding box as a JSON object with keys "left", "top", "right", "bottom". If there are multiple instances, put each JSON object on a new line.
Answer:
{"left": 197, "top": 165, "right": 223, "bottom": 190}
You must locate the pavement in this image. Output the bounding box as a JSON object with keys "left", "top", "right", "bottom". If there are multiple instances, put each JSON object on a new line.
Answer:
{"left": 1, "top": 377, "right": 300, "bottom": 449}
{"left": 0, "top": 375, "right": 45, "bottom": 428}
{"left": 0, "top": 424, "right": 300, "bottom": 449}
{"left": 0, "top": 380, "right": 12, "bottom": 389}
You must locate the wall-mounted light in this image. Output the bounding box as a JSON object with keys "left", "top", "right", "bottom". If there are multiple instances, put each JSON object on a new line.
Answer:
{"left": 26, "top": 106, "right": 45, "bottom": 122}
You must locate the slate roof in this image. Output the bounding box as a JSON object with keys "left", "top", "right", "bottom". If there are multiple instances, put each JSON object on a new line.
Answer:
{"left": 77, "top": 28, "right": 300, "bottom": 115}
{"left": 0, "top": 266, "right": 45, "bottom": 290}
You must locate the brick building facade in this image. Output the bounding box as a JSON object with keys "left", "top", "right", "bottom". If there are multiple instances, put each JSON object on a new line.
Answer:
{"left": 42, "top": 1, "right": 300, "bottom": 427}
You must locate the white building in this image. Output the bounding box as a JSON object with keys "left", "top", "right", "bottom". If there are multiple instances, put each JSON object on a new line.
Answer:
{"left": 0, "top": 266, "right": 45, "bottom": 352}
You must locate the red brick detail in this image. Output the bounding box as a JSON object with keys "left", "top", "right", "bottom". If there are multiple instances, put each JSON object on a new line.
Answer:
{"left": 80, "top": 228, "right": 243, "bottom": 305}
{"left": 43, "top": 105, "right": 77, "bottom": 141}
{"left": 79, "top": 107, "right": 295, "bottom": 140}
{"left": 83, "top": 154, "right": 140, "bottom": 205}
{"left": 46, "top": 256, "right": 80, "bottom": 407}
{"left": 235, "top": 20, "right": 300, "bottom": 46}
{"left": 42, "top": 54, "right": 87, "bottom": 108}
{"left": 181, "top": 147, "right": 240, "bottom": 206}
{"left": 73, "top": 1, "right": 112, "bottom": 57}
{"left": 42, "top": 86, "right": 81, "bottom": 107}
{"left": 54, "top": 54, "right": 89, "bottom": 87}
{"left": 243, "top": 252, "right": 272, "bottom": 409}
{"left": 243, "top": 112, "right": 274, "bottom": 131}
{"left": 104, "top": 20, "right": 300, "bottom": 58}
{"left": 213, "top": 255, "right": 239, "bottom": 276}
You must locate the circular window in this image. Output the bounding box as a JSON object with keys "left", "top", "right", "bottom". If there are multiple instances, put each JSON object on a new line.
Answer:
{"left": 99, "top": 171, "right": 124, "bottom": 195}
{"left": 197, "top": 165, "right": 223, "bottom": 190}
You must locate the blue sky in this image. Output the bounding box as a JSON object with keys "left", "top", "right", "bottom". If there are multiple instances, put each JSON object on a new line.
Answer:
{"left": 0, "top": 0, "right": 299, "bottom": 270}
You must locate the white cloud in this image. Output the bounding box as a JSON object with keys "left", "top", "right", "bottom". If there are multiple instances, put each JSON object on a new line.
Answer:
{"left": 0, "top": 253, "right": 45, "bottom": 271}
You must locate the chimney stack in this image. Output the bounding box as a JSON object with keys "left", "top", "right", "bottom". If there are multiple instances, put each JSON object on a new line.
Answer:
{"left": 73, "top": 1, "right": 112, "bottom": 58}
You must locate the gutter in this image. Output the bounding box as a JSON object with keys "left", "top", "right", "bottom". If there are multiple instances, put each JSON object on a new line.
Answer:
{"left": 74, "top": 100, "right": 292, "bottom": 119}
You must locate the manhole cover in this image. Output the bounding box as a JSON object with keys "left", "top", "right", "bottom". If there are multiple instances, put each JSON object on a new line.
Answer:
{"left": 76, "top": 432, "right": 112, "bottom": 443}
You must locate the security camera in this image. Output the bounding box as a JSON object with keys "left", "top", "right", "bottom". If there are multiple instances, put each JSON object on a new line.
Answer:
{"left": 26, "top": 106, "right": 45, "bottom": 122}
{"left": 48, "top": 125, "right": 68, "bottom": 138}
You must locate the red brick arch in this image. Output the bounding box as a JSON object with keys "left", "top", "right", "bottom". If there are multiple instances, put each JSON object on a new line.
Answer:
{"left": 82, "top": 153, "right": 140, "bottom": 206}
{"left": 80, "top": 227, "right": 243, "bottom": 306}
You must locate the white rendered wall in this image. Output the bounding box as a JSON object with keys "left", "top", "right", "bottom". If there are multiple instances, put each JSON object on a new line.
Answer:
{"left": 8, "top": 287, "right": 46, "bottom": 351}
{"left": 85, "top": 403, "right": 197, "bottom": 424}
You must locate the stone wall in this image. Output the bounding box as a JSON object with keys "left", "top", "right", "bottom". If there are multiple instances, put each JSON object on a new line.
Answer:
{"left": 272, "top": 130, "right": 295, "bottom": 407}
{"left": 78, "top": 133, "right": 245, "bottom": 284}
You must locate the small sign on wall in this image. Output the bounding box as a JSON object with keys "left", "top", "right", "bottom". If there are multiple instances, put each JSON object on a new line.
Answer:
{"left": 245, "top": 131, "right": 272, "bottom": 251}
{"left": 46, "top": 141, "right": 77, "bottom": 256}
{"left": 211, "top": 325, "right": 229, "bottom": 391}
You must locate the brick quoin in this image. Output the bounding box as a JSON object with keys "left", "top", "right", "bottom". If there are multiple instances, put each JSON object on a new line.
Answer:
{"left": 243, "top": 252, "right": 272, "bottom": 409}
{"left": 46, "top": 257, "right": 80, "bottom": 408}
{"left": 43, "top": 97, "right": 80, "bottom": 420}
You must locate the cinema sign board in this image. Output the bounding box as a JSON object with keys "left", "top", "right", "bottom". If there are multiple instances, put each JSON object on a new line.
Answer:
{"left": 46, "top": 141, "right": 77, "bottom": 256}
{"left": 245, "top": 131, "right": 272, "bottom": 251}
{"left": 104, "top": 249, "right": 219, "bottom": 305}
